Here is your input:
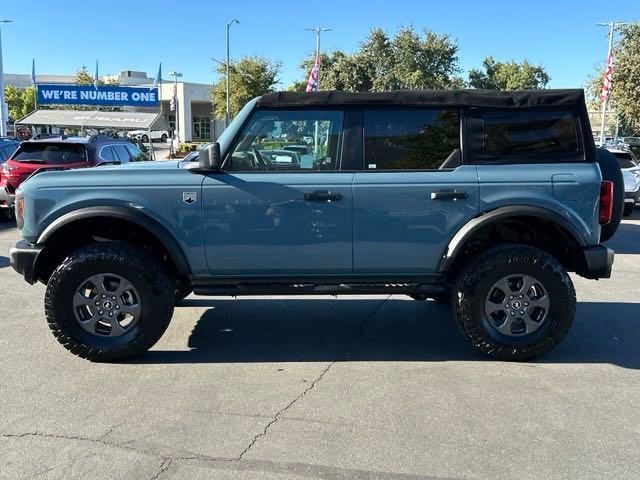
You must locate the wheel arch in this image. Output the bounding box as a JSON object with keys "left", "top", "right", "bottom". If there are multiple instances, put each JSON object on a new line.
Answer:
{"left": 438, "top": 205, "right": 588, "bottom": 275}
{"left": 36, "top": 206, "right": 191, "bottom": 281}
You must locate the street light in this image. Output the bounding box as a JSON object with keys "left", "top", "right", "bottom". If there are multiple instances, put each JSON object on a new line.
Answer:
{"left": 169, "top": 71, "right": 182, "bottom": 153}
{"left": 0, "top": 20, "right": 13, "bottom": 137}
{"left": 225, "top": 19, "right": 240, "bottom": 126}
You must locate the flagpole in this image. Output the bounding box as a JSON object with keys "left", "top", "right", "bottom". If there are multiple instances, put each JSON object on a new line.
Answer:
{"left": 32, "top": 59, "right": 38, "bottom": 112}
{"left": 598, "top": 22, "right": 615, "bottom": 147}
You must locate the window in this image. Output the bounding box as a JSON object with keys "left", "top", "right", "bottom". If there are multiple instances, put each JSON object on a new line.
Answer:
{"left": 480, "top": 110, "right": 579, "bottom": 156}
{"left": 99, "top": 146, "right": 116, "bottom": 162}
{"left": 363, "top": 109, "right": 460, "bottom": 170}
{"left": 192, "top": 116, "right": 211, "bottom": 140}
{"left": 125, "top": 145, "right": 147, "bottom": 162}
{"left": 227, "top": 110, "right": 343, "bottom": 172}
{"left": 612, "top": 152, "right": 638, "bottom": 169}
{"left": 111, "top": 144, "right": 131, "bottom": 163}
{"left": 13, "top": 143, "right": 86, "bottom": 165}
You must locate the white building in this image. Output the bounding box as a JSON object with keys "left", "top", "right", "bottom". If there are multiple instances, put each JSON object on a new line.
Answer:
{"left": 4, "top": 70, "right": 220, "bottom": 142}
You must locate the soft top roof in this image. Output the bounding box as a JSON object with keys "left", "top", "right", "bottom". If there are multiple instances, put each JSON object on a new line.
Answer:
{"left": 257, "top": 89, "right": 587, "bottom": 109}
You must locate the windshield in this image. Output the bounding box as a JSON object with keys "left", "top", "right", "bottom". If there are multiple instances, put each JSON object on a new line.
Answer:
{"left": 13, "top": 143, "right": 86, "bottom": 165}
{"left": 613, "top": 152, "right": 639, "bottom": 169}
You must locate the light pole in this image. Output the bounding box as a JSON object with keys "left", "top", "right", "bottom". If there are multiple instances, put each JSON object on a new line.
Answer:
{"left": 169, "top": 71, "right": 182, "bottom": 153}
{"left": 0, "top": 20, "right": 13, "bottom": 137}
{"left": 305, "top": 27, "right": 332, "bottom": 91}
{"left": 225, "top": 19, "right": 240, "bottom": 126}
{"left": 597, "top": 21, "right": 627, "bottom": 146}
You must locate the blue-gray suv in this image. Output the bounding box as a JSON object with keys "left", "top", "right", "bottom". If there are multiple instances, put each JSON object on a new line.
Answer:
{"left": 9, "top": 90, "right": 622, "bottom": 362}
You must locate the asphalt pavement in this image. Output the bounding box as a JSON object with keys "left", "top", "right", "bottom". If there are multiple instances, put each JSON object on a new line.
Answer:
{"left": 1, "top": 212, "right": 639, "bottom": 480}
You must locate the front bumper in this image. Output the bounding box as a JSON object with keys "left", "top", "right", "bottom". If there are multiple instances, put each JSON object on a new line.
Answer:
{"left": 10, "top": 240, "right": 44, "bottom": 285}
{"left": 0, "top": 185, "right": 15, "bottom": 209}
{"left": 577, "top": 245, "right": 614, "bottom": 280}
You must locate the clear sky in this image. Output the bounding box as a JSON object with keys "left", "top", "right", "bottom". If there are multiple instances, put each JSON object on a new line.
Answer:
{"left": 1, "top": 0, "right": 638, "bottom": 89}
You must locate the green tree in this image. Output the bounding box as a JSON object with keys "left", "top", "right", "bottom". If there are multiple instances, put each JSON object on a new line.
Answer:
{"left": 603, "top": 24, "right": 640, "bottom": 135}
{"left": 212, "top": 56, "right": 281, "bottom": 118}
{"left": 4, "top": 85, "right": 36, "bottom": 120}
{"left": 468, "top": 57, "right": 550, "bottom": 90}
{"left": 292, "top": 26, "right": 461, "bottom": 92}
{"left": 75, "top": 66, "right": 95, "bottom": 85}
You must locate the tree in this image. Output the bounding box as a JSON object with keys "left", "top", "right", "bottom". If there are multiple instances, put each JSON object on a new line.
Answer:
{"left": 603, "top": 24, "right": 640, "bottom": 135}
{"left": 4, "top": 85, "right": 36, "bottom": 120}
{"left": 292, "top": 26, "right": 461, "bottom": 92}
{"left": 75, "top": 66, "right": 94, "bottom": 85}
{"left": 212, "top": 56, "right": 281, "bottom": 118}
{"left": 468, "top": 57, "right": 550, "bottom": 90}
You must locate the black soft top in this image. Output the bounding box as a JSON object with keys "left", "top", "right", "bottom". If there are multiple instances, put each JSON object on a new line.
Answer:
{"left": 257, "top": 89, "right": 587, "bottom": 109}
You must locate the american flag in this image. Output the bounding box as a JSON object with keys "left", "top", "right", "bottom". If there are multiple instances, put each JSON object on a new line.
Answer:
{"left": 601, "top": 54, "right": 613, "bottom": 100}
{"left": 305, "top": 55, "right": 320, "bottom": 92}
{"left": 170, "top": 82, "right": 177, "bottom": 111}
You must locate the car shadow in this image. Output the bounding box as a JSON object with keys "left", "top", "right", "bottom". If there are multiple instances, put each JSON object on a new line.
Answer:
{"left": 136, "top": 299, "right": 640, "bottom": 369}
{"left": 0, "top": 219, "right": 16, "bottom": 231}
{"left": 606, "top": 214, "right": 640, "bottom": 254}
{"left": 0, "top": 256, "right": 9, "bottom": 268}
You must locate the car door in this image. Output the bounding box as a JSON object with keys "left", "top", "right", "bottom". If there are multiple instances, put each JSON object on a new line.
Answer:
{"left": 352, "top": 108, "right": 479, "bottom": 274}
{"left": 202, "top": 108, "right": 354, "bottom": 276}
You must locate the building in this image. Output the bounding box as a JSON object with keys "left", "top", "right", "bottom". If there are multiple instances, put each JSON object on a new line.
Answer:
{"left": 4, "top": 70, "right": 222, "bottom": 142}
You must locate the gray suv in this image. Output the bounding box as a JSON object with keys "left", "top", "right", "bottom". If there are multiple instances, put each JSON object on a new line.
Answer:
{"left": 10, "top": 89, "right": 622, "bottom": 362}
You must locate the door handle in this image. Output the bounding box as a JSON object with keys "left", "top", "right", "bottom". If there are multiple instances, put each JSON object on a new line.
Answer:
{"left": 304, "top": 190, "right": 343, "bottom": 202}
{"left": 430, "top": 190, "right": 468, "bottom": 201}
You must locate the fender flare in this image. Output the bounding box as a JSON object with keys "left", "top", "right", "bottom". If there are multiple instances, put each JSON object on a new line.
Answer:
{"left": 37, "top": 206, "right": 191, "bottom": 276}
{"left": 437, "top": 205, "right": 587, "bottom": 273}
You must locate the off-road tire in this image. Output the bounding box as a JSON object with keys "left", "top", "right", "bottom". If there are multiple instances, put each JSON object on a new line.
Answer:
{"left": 623, "top": 202, "right": 634, "bottom": 217}
{"left": 453, "top": 244, "right": 576, "bottom": 361}
{"left": 45, "top": 242, "right": 175, "bottom": 361}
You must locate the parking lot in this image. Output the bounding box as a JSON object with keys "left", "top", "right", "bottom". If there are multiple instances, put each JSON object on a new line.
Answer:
{"left": 0, "top": 213, "right": 639, "bottom": 480}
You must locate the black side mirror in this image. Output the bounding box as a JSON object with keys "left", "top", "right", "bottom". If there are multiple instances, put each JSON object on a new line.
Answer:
{"left": 199, "top": 143, "right": 221, "bottom": 170}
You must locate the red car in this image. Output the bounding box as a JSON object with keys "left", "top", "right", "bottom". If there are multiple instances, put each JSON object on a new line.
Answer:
{"left": 1, "top": 136, "right": 147, "bottom": 215}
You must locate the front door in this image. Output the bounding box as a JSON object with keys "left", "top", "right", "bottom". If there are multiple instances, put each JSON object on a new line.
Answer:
{"left": 202, "top": 108, "right": 353, "bottom": 276}
{"left": 353, "top": 108, "right": 479, "bottom": 274}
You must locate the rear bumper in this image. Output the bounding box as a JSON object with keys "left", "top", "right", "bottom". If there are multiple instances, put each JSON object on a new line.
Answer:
{"left": 9, "top": 240, "right": 44, "bottom": 285}
{"left": 625, "top": 188, "right": 640, "bottom": 205}
{"left": 577, "top": 245, "right": 614, "bottom": 279}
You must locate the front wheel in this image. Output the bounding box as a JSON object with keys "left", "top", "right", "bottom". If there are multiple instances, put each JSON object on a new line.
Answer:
{"left": 45, "top": 242, "right": 175, "bottom": 361}
{"left": 141, "top": 134, "right": 149, "bottom": 143}
{"left": 623, "top": 202, "right": 634, "bottom": 217}
{"left": 453, "top": 244, "right": 576, "bottom": 361}
{"left": 161, "top": 134, "right": 168, "bottom": 142}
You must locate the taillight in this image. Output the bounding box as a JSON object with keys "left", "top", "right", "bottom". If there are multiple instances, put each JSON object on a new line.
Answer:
{"left": 16, "top": 197, "right": 24, "bottom": 220}
{"left": 599, "top": 180, "right": 614, "bottom": 225}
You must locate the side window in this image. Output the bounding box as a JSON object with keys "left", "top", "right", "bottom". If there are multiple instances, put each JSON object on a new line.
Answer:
{"left": 0, "top": 146, "right": 7, "bottom": 161}
{"left": 226, "top": 110, "right": 343, "bottom": 172}
{"left": 363, "top": 109, "right": 461, "bottom": 170}
{"left": 99, "top": 146, "right": 115, "bottom": 162}
{"left": 125, "top": 145, "right": 146, "bottom": 162}
{"left": 468, "top": 109, "right": 583, "bottom": 163}
{"left": 112, "top": 144, "right": 132, "bottom": 163}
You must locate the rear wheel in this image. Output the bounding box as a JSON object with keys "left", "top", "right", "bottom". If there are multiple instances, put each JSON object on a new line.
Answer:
{"left": 45, "top": 242, "right": 175, "bottom": 361}
{"left": 623, "top": 202, "right": 634, "bottom": 217}
{"left": 453, "top": 244, "right": 575, "bottom": 361}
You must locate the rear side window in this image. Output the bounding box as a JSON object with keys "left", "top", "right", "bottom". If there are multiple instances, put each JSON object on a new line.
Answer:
{"left": 99, "top": 146, "right": 116, "bottom": 161}
{"left": 125, "top": 144, "right": 146, "bottom": 162}
{"left": 363, "top": 109, "right": 460, "bottom": 170}
{"left": 13, "top": 143, "right": 87, "bottom": 165}
{"left": 468, "top": 109, "right": 583, "bottom": 163}
{"left": 112, "top": 144, "right": 131, "bottom": 163}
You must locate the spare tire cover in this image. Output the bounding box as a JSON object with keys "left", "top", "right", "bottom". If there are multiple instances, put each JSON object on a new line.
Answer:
{"left": 597, "top": 148, "right": 624, "bottom": 242}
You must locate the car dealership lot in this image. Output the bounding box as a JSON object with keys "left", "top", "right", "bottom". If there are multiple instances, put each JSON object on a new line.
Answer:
{"left": 1, "top": 215, "right": 639, "bottom": 480}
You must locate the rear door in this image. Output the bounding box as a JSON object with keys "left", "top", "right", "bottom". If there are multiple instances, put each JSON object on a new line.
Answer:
{"left": 202, "top": 108, "right": 354, "bottom": 276}
{"left": 352, "top": 108, "right": 479, "bottom": 274}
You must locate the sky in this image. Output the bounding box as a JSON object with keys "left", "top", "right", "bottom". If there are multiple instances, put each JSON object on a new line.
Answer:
{"left": 1, "top": 0, "right": 638, "bottom": 90}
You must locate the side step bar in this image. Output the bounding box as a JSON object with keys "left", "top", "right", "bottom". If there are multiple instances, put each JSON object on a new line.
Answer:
{"left": 192, "top": 282, "right": 446, "bottom": 297}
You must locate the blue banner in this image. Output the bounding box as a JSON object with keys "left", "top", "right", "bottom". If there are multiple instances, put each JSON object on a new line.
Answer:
{"left": 37, "top": 84, "right": 160, "bottom": 107}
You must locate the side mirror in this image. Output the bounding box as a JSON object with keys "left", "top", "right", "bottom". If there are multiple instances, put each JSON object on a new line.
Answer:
{"left": 199, "top": 143, "right": 221, "bottom": 170}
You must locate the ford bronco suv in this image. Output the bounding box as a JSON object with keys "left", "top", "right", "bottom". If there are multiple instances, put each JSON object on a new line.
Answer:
{"left": 10, "top": 90, "right": 622, "bottom": 362}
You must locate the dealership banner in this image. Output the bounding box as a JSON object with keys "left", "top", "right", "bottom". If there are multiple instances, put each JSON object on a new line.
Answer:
{"left": 37, "top": 84, "right": 160, "bottom": 107}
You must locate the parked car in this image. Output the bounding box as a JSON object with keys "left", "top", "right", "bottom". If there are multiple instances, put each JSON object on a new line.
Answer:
{"left": 1, "top": 136, "right": 147, "bottom": 214}
{"left": 607, "top": 147, "right": 640, "bottom": 216}
{"left": 128, "top": 130, "right": 169, "bottom": 143}
{"left": 0, "top": 139, "right": 20, "bottom": 218}
{"left": 10, "top": 89, "right": 622, "bottom": 362}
